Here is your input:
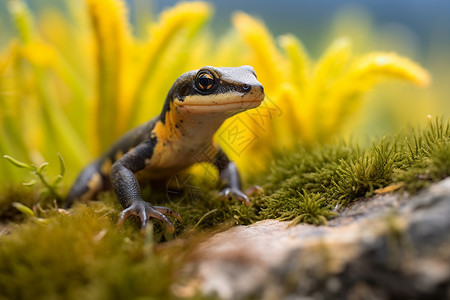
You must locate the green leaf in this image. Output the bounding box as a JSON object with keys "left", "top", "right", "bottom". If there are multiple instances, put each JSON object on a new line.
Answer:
{"left": 53, "top": 174, "right": 63, "bottom": 186}
{"left": 37, "top": 162, "right": 49, "bottom": 174}
{"left": 57, "top": 153, "right": 66, "bottom": 177}
{"left": 3, "top": 155, "right": 34, "bottom": 170}
{"left": 12, "top": 202, "right": 35, "bottom": 217}
{"left": 23, "top": 180, "right": 37, "bottom": 187}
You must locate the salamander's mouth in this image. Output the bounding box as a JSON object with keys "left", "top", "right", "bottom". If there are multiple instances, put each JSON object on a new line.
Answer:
{"left": 178, "top": 100, "right": 262, "bottom": 114}
{"left": 176, "top": 85, "right": 264, "bottom": 114}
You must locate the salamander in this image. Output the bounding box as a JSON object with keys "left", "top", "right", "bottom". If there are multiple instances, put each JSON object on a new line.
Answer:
{"left": 65, "top": 65, "right": 265, "bottom": 232}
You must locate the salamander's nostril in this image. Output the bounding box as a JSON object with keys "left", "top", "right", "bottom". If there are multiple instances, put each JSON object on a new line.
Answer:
{"left": 242, "top": 84, "right": 250, "bottom": 91}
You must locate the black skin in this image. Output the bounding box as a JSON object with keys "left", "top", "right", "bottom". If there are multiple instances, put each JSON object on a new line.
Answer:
{"left": 64, "top": 119, "right": 157, "bottom": 207}
{"left": 65, "top": 66, "right": 264, "bottom": 233}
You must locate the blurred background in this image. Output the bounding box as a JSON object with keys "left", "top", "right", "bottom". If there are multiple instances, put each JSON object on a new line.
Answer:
{"left": 0, "top": 0, "right": 448, "bottom": 185}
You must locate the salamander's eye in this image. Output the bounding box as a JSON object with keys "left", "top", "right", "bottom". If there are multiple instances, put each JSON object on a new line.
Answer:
{"left": 195, "top": 71, "right": 215, "bottom": 93}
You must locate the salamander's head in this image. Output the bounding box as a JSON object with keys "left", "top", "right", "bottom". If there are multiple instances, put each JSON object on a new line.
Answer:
{"left": 165, "top": 65, "right": 264, "bottom": 116}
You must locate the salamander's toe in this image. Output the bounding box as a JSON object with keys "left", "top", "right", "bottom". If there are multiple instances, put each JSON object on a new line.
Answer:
{"left": 153, "top": 206, "right": 183, "bottom": 223}
{"left": 219, "top": 187, "right": 250, "bottom": 206}
{"left": 117, "top": 200, "right": 181, "bottom": 233}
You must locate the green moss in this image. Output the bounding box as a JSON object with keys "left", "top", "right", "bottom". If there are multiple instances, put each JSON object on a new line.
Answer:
{"left": 0, "top": 203, "right": 185, "bottom": 300}
{"left": 332, "top": 140, "right": 397, "bottom": 205}
{"left": 393, "top": 118, "right": 450, "bottom": 192}
{"left": 260, "top": 190, "right": 336, "bottom": 225}
{"left": 429, "top": 142, "right": 450, "bottom": 179}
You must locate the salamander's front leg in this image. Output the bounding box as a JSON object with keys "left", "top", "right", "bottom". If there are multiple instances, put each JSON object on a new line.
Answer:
{"left": 111, "top": 143, "right": 182, "bottom": 232}
{"left": 214, "top": 148, "right": 261, "bottom": 206}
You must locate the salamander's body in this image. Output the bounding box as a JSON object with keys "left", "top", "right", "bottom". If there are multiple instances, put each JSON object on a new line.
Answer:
{"left": 65, "top": 66, "right": 264, "bottom": 231}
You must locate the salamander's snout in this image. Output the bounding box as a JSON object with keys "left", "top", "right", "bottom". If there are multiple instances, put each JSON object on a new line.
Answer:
{"left": 258, "top": 84, "right": 264, "bottom": 95}
{"left": 247, "top": 82, "right": 265, "bottom": 99}
{"left": 238, "top": 81, "right": 264, "bottom": 111}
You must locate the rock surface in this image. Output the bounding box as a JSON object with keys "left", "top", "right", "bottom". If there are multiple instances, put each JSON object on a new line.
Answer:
{"left": 185, "top": 178, "right": 450, "bottom": 299}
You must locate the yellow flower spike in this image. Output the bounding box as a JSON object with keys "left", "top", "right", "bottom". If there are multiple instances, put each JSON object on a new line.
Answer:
{"left": 349, "top": 52, "right": 431, "bottom": 87}
{"left": 0, "top": 43, "right": 17, "bottom": 77}
{"left": 187, "top": 33, "right": 215, "bottom": 68}
{"left": 5, "top": 0, "right": 90, "bottom": 171}
{"left": 309, "top": 37, "right": 352, "bottom": 140}
{"left": 312, "top": 37, "right": 352, "bottom": 87}
{"left": 235, "top": 83, "right": 308, "bottom": 175}
{"left": 278, "top": 34, "right": 315, "bottom": 145}
{"left": 272, "top": 83, "right": 305, "bottom": 150}
{"left": 232, "top": 12, "right": 286, "bottom": 93}
{"left": 213, "top": 30, "right": 247, "bottom": 67}
{"left": 219, "top": 84, "right": 298, "bottom": 175}
{"left": 39, "top": 9, "right": 81, "bottom": 69}
{"left": 217, "top": 107, "right": 273, "bottom": 176}
{"left": 127, "top": 1, "right": 212, "bottom": 127}
{"left": 322, "top": 51, "right": 431, "bottom": 137}
{"left": 86, "top": 0, "right": 132, "bottom": 152}
{"left": 19, "top": 41, "right": 56, "bottom": 68}
{"left": 279, "top": 34, "right": 310, "bottom": 93}
{"left": 134, "top": 34, "right": 208, "bottom": 125}
{"left": 39, "top": 9, "right": 70, "bottom": 48}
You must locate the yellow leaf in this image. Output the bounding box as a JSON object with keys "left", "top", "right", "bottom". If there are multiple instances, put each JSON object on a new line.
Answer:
{"left": 308, "top": 38, "right": 352, "bottom": 139}
{"left": 312, "top": 37, "right": 352, "bottom": 89}
{"left": 0, "top": 43, "right": 17, "bottom": 77}
{"left": 279, "top": 34, "right": 310, "bottom": 92}
{"left": 323, "top": 52, "right": 431, "bottom": 136}
{"left": 86, "top": 0, "right": 132, "bottom": 152}
{"left": 349, "top": 52, "right": 431, "bottom": 87}
{"left": 12, "top": 202, "right": 35, "bottom": 217}
{"left": 19, "top": 41, "right": 56, "bottom": 67}
{"left": 232, "top": 12, "right": 286, "bottom": 93}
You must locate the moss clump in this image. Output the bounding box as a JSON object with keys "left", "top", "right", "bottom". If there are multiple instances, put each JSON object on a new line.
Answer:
{"left": 332, "top": 140, "right": 398, "bottom": 205}
{"left": 0, "top": 203, "right": 187, "bottom": 300}
{"left": 260, "top": 190, "right": 336, "bottom": 225}
{"left": 393, "top": 119, "right": 450, "bottom": 192}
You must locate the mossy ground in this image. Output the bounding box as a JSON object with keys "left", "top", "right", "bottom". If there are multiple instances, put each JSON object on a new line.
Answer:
{"left": 0, "top": 118, "right": 449, "bottom": 299}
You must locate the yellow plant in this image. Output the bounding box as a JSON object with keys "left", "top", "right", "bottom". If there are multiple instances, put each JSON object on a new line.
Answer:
{"left": 223, "top": 14, "right": 430, "bottom": 173}
{"left": 0, "top": 0, "right": 430, "bottom": 185}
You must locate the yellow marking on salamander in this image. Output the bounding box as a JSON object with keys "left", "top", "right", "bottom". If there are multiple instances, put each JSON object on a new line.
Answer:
{"left": 115, "top": 150, "right": 124, "bottom": 161}
{"left": 80, "top": 172, "right": 102, "bottom": 202}
{"left": 155, "top": 101, "right": 181, "bottom": 142}
{"left": 101, "top": 158, "right": 112, "bottom": 175}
